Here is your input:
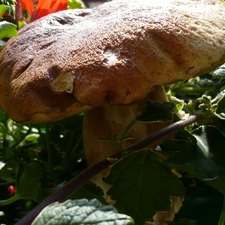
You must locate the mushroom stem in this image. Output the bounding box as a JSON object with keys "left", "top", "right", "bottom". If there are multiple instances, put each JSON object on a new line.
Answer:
{"left": 83, "top": 85, "right": 171, "bottom": 191}
{"left": 83, "top": 85, "right": 184, "bottom": 224}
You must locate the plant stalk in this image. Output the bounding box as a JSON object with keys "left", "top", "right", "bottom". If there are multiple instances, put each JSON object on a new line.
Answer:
{"left": 126, "top": 114, "right": 201, "bottom": 151}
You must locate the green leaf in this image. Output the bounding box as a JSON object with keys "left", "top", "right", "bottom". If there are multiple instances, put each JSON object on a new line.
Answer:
{"left": 68, "top": 0, "right": 85, "bottom": 9}
{"left": 162, "top": 140, "right": 204, "bottom": 179}
{"left": 136, "top": 101, "right": 175, "bottom": 122}
{"left": 167, "top": 91, "right": 185, "bottom": 112}
{"left": 0, "top": 108, "right": 7, "bottom": 121}
{"left": 104, "top": 149, "right": 185, "bottom": 225}
{"left": 0, "top": 21, "right": 17, "bottom": 39}
{"left": 213, "top": 64, "right": 225, "bottom": 91}
{"left": 0, "top": 159, "right": 44, "bottom": 206}
{"left": 0, "top": 5, "right": 8, "bottom": 18}
{"left": 164, "top": 125, "right": 225, "bottom": 194}
{"left": 193, "top": 125, "right": 225, "bottom": 178}
{"left": 213, "top": 64, "right": 225, "bottom": 78}
{"left": 31, "top": 198, "right": 134, "bottom": 225}
{"left": 0, "top": 159, "right": 17, "bottom": 183}
{"left": 16, "top": 161, "right": 43, "bottom": 200}
{"left": 214, "top": 90, "right": 225, "bottom": 119}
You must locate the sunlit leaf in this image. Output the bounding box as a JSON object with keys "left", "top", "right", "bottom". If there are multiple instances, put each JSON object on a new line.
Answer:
{"left": 213, "top": 90, "right": 225, "bottom": 119}
{"left": 213, "top": 64, "right": 225, "bottom": 78}
{"left": 31, "top": 199, "right": 134, "bottom": 225}
{"left": 167, "top": 91, "right": 185, "bottom": 112}
{"left": 68, "top": 0, "right": 85, "bottom": 9}
{"left": 0, "top": 21, "right": 17, "bottom": 39}
{"left": 0, "top": 4, "right": 16, "bottom": 34}
{"left": 0, "top": 4, "right": 8, "bottom": 17}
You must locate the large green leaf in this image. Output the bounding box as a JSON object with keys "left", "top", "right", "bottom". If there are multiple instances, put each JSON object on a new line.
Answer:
{"left": 104, "top": 149, "right": 185, "bottom": 225}
{"left": 31, "top": 199, "right": 134, "bottom": 225}
{"left": 0, "top": 21, "right": 17, "bottom": 39}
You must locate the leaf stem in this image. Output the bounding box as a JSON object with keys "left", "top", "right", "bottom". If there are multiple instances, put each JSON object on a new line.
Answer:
{"left": 118, "top": 118, "right": 137, "bottom": 150}
{"left": 0, "top": 194, "right": 20, "bottom": 206}
{"left": 15, "top": 113, "right": 203, "bottom": 225}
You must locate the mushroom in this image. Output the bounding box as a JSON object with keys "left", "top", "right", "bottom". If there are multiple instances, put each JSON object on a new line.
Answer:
{"left": 0, "top": 0, "right": 225, "bottom": 224}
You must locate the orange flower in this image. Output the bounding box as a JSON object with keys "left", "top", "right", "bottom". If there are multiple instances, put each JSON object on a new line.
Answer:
{"left": 18, "top": 0, "right": 68, "bottom": 22}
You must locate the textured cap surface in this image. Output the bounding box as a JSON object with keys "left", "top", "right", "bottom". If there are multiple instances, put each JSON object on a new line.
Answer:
{"left": 0, "top": 0, "right": 225, "bottom": 123}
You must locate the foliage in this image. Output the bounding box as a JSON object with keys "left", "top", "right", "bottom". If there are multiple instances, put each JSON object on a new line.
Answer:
{"left": 104, "top": 149, "right": 185, "bottom": 225}
{"left": 68, "top": 0, "right": 85, "bottom": 9}
{"left": 136, "top": 101, "right": 176, "bottom": 122}
{"left": 0, "top": 4, "right": 17, "bottom": 48}
{"left": 1, "top": 1, "right": 225, "bottom": 225}
{"left": 31, "top": 199, "right": 134, "bottom": 225}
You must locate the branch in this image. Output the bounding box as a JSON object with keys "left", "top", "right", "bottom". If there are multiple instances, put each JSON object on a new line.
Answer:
{"left": 126, "top": 114, "right": 201, "bottom": 151}
{"left": 16, "top": 113, "right": 202, "bottom": 225}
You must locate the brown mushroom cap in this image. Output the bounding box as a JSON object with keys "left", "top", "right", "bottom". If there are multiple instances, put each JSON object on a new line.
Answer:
{"left": 0, "top": 0, "right": 225, "bottom": 123}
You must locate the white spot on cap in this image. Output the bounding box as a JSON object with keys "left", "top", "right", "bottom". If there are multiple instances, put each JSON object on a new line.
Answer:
{"left": 50, "top": 72, "right": 74, "bottom": 93}
{"left": 104, "top": 48, "right": 120, "bottom": 65}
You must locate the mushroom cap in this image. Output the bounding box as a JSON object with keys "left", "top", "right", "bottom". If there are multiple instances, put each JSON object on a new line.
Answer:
{"left": 0, "top": 0, "right": 225, "bottom": 123}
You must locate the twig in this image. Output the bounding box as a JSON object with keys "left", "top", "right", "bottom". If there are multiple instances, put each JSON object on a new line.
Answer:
{"left": 126, "top": 114, "right": 201, "bottom": 151}
{"left": 16, "top": 113, "right": 202, "bottom": 225}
